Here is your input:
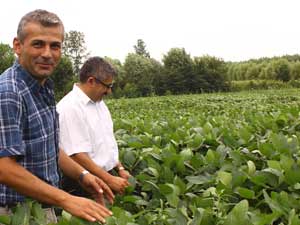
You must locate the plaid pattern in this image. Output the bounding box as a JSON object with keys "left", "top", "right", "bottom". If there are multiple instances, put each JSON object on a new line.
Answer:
{"left": 0, "top": 61, "right": 60, "bottom": 205}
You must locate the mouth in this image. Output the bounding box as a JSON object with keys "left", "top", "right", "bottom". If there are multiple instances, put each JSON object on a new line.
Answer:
{"left": 37, "top": 63, "right": 54, "bottom": 70}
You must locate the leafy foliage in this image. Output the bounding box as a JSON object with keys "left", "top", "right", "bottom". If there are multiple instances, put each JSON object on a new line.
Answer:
{"left": 0, "top": 43, "right": 15, "bottom": 74}
{"left": 51, "top": 56, "right": 76, "bottom": 101}
{"left": 6, "top": 89, "right": 300, "bottom": 224}
{"left": 62, "top": 31, "right": 89, "bottom": 74}
{"left": 134, "top": 39, "right": 150, "bottom": 58}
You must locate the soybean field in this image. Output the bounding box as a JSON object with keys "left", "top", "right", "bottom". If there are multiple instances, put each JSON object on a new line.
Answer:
{"left": 107, "top": 88, "right": 300, "bottom": 225}
{"left": 2, "top": 89, "right": 300, "bottom": 225}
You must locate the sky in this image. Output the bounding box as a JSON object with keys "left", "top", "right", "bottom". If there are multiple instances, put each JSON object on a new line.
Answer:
{"left": 1, "top": 0, "right": 299, "bottom": 63}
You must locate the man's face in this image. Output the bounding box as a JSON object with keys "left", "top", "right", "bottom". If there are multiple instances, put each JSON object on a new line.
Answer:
{"left": 13, "top": 22, "right": 63, "bottom": 84}
{"left": 91, "top": 76, "right": 113, "bottom": 102}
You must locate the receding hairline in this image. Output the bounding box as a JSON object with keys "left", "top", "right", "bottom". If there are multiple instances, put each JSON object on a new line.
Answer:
{"left": 17, "top": 9, "right": 64, "bottom": 42}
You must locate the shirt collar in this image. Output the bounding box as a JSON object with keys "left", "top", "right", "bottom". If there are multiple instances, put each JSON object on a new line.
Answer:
{"left": 13, "top": 60, "right": 54, "bottom": 93}
{"left": 72, "top": 83, "right": 94, "bottom": 105}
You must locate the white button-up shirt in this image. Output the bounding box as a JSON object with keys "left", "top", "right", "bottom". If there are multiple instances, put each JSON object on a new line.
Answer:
{"left": 57, "top": 84, "right": 119, "bottom": 171}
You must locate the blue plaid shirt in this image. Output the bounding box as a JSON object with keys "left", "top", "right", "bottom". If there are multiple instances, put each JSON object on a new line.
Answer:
{"left": 0, "top": 61, "right": 60, "bottom": 205}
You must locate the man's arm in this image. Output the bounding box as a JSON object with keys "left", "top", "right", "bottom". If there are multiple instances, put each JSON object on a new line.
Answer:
{"left": 0, "top": 156, "right": 111, "bottom": 223}
{"left": 71, "top": 152, "right": 130, "bottom": 195}
{"left": 58, "top": 150, "right": 114, "bottom": 203}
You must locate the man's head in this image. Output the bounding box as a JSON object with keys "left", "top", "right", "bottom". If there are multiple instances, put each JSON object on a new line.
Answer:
{"left": 13, "top": 9, "right": 64, "bottom": 84}
{"left": 79, "top": 57, "right": 117, "bottom": 102}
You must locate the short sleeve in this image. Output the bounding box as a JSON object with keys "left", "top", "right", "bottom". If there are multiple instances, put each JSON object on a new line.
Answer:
{"left": 58, "top": 105, "right": 92, "bottom": 156}
{"left": 0, "top": 91, "right": 24, "bottom": 157}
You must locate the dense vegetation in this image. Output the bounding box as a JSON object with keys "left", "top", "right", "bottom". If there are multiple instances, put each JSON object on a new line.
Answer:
{"left": 1, "top": 31, "right": 300, "bottom": 224}
{"left": 2, "top": 89, "right": 300, "bottom": 224}
{"left": 1, "top": 36, "right": 300, "bottom": 99}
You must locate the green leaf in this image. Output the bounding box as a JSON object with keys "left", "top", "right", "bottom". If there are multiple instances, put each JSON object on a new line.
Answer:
{"left": 267, "top": 160, "right": 281, "bottom": 171}
{"left": 223, "top": 200, "right": 251, "bottom": 225}
{"left": 186, "top": 174, "right": 214, "bottom": 185}
{"left": 263, "top": 190, "right": 284, "bottom": 215}
{"left": 159, "top": 184, "right": 180, "bottom": 207}
{"left": 288, "top": 209, "right": 300, "bottom": 225}
{"left": 123, "top": 150, "right": 137, "bottom": 167}
{"left": 236, "top": 187, "right": 255, "bottom": 199}
{"left": 188, "top": 133, "right": 204, "bottom": 149}
{"left": 31, "top": 202, "right": 47, "bottom": 225}
{"left": 174, "top": 176, "right": 186, "bottom": 194}
{"left": 270, "top": 133, "right": 290, "bottom": 154}
{"left": 0, "top": 215, "right": 11, "bottom": 225}
{"left": 247, "top": 160, "right": 256, "bottom": 176}
{"left": 180, "top": 148, "right": 193, "bottom": 161}
{"left": 249, "top": 211, "right": 280, "bottom": 225}
{"left": 284, "top": 167, "right": 300, "bottom": 185}
{"left": 61, "top": 210, "right": 72, "bottom": 221}
{"left": 205, "top": 150, "right": 215, "bottom": 164}
{"left": 280, "top": 155, "right": 294, "bottom": 171}
{"left": 11, "top": 203, "right": 31, "bottom": 225}
{"left": 165, "top": 208, "right": 188, "bottom": 225}
{"left": 217, "top": 171, "right": 232, "bottom": 187}
{"left": 190, "top": 208, "right": 214, "bottom": 225}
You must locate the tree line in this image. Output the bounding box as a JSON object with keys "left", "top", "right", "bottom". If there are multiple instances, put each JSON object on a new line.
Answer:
{"left": 1, "top": 31, "right": 300, "bottom": 100}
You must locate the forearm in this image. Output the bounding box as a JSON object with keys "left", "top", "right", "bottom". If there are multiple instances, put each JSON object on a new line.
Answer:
{"left": 71, "top": 152, "right": 113, "bottom": 183}
{"left": 58, "top": 149, "right": 85, "bottom": 181}
{"left": 0, "top": 157, "right": 71, "bottom": 206}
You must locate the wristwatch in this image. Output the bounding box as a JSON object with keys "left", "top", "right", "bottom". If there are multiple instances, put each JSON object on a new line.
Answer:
{"left": 118, "top": 166, "right": 125, "bottom": 171}
{"left": 79, "top": 170, "right": 90, "bottom": 183}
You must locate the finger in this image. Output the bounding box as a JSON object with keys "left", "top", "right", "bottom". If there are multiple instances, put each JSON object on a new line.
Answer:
{"left": 92, "top": 178, "right": 104, "bottom": 194}
{"left": 118, "top": 187, "right": 125, "bottom": 195}
{"left": 94, "top": 194, "right": 105, "bottom": 205}
{"left": 94, "top": 202, "right": 113, "bottom": 217}
{"left": 82, "top": 214, "right": 98, "bottom": 223}
{"left": 100, "top": 182, "right": 115, "bottom": 203}
{"left": 124, "top": 180, "right": 130, "bottom": 186}
{"left": 85, "top": 203, "right": 112, "bottom": 224}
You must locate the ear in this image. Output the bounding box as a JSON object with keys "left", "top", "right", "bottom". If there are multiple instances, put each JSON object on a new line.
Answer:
{"left": 87, "top": 76, "right": 95, "bottom": 85}
{"left": 13, "top": 38, "right": 22, "bottom": 56}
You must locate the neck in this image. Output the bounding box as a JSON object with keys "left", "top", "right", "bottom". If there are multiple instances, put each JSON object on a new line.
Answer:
{"left": 77, "top": 83, "right": 97, "bottom": 101}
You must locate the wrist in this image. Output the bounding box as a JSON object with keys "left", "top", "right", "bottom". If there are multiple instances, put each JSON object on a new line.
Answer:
{"left": 78, "top": 170, "right": 90, "bottom": 183}
{"left": 117, "top": 166, "right": 125, "bottom": 171}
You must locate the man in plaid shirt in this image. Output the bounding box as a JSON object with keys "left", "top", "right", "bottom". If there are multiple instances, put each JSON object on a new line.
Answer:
{"left": 0, "top": 9, "right": 113, "bottom": 224}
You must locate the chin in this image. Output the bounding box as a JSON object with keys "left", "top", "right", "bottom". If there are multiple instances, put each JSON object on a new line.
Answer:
{"left": 38, "top": 70, "right": 53, "bottom": 76}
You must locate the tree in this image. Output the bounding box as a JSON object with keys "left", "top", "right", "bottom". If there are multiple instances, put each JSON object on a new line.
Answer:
{"left": 245, "top": 63, "right": 260, "bottom": 80}
{"left": 272, "top": 59, "right": 291, "bottom": 82}
{"left": 134, "top": 39, "right": 150, "bottom": 58}
{"left": 104, "top": 57, "right": 126, "bottom": 98}
{"left": 0, "top": 43, "right": 15, "bottom": 74}
{"left": 123, "top": 53, "right": 155, "bottom": 97}
{"left": 290, "top": 61, "right": 300, "bottom": 80}
{"left": 62, "top": 31, "right": 89, "bottom": 74}
{"left": 162, "top": 48, "right": 194, "bottom": 94}
{"left": 194, "top": 55, "right": 229, "bottom": 92}
{"left": 51, "top": 56, "right": 75, "bottom": 101}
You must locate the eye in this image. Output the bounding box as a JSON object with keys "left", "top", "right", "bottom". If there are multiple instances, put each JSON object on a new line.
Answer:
{"left": 51, "top": 43, "right": 61, "bottom": 50}
{"left": 32, "top": 41, "right": 43, "bottom": 48}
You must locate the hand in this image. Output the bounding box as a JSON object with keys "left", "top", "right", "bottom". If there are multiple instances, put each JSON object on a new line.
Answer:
{"left": 61, "top": 194, "right": 112, "bottom": 223}
{"left": 107, "top": 175, "right": 130, "bottom": 195}
{"left": 80, "top": 173, "right": 115, "bottom": 204}
{"left": 118, "top": 169, "right": 131, "bottom": 180}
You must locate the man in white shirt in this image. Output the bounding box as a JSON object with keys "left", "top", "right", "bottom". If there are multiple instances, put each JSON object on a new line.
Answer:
{"left": 57, "top": 57, "right": 131, "bottom": 196}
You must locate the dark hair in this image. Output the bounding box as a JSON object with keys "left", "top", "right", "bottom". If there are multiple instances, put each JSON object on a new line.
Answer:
{"left": 79, "top": 57, "right": 117, "bottom": 83}
{"left": 17, "top": 9, "right": 64, "bottom": 43}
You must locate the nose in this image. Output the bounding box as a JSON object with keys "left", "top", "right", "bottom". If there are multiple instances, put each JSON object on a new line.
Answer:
{"left": 41, "top": 45, "right": 52, "bottom": 58}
